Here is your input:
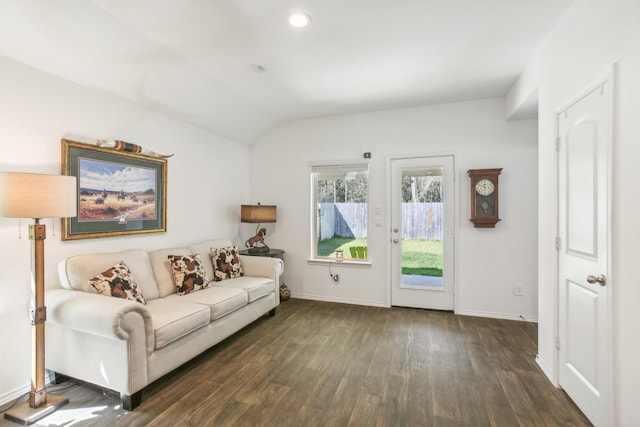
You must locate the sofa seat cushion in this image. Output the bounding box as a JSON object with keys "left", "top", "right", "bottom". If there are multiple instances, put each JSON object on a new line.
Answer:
{"left": 212, "top": 277, "right": 273, "bottom": 303}
{"left": 145, "top": 298, "right": 210, "bottom": 350}
{"left": 178, "top": 286, "right": 248, "bottom": 320}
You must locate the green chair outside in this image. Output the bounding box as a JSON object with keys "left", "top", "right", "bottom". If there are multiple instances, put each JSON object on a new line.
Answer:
{"left": 349, "top": 246, "right": 368, "bottom": 259}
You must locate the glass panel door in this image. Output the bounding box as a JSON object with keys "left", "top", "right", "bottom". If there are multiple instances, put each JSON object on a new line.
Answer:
{"left": 390, "top": 156, "right": 454, "bottom": 310}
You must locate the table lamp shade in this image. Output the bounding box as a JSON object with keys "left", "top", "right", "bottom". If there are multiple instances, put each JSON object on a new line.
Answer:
{"left": 0, "top": 172, "right": 77, "bottom": 219}
{"left": 241, "top": 204, "right": 276, "bottom": 223}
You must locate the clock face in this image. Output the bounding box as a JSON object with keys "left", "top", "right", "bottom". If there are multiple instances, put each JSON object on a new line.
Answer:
{"left": 475, "top": 179, "right": 495, "bottom": 196}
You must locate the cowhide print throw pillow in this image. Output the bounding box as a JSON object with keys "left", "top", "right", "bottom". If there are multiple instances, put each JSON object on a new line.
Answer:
{"left": 89, "top": 261, "right": 146, "bottom": 304}
{"left": 168, "top": 254, "right": 209, "bottom": 295}
{"left": 210, "top": 246, "right": 244, "bottom": 282}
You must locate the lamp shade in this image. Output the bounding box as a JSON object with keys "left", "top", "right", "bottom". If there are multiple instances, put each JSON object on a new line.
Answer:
{"left": 241, "top": 204, "right": 276, "bottom": 223}
{"left": 0, "top": 172, "right": 77, "bottom": 219}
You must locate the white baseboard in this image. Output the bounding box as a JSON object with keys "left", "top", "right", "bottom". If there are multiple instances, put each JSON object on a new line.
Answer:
{"left": 455, "top": 309, "right": 538, "bottom": 322}
{"left": 0, "top": 371, "right": 56, "bottom": 408}
{"left": 0, "top": 384, "right": 28, "bottom": 410}
{"left": 536, "top": 355, "right": 557, "bottom": 385}
{"left": 291, "top": 293, "right": 387, "bottom": 308}
{"left": 290, "top": 296, "right": 539, "bottom": 322}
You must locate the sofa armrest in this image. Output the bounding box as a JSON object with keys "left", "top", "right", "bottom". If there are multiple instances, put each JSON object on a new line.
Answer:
{"left": 46, "top": 288, "right": 154, "bottom": 354}
{"left": 239, "top": 255, "right": 284, "bottom": 279}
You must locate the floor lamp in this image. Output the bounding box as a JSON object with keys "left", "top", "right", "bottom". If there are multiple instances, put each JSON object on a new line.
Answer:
{"left": 0, "top": 172, "right": 77, "bottom": 425}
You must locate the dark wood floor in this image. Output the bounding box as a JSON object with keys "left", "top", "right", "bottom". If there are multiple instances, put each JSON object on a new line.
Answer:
{"left": 1, "top": 299, "right": 591, "bottom": 426}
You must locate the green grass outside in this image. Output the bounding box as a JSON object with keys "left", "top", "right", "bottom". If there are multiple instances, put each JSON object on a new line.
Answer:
{"left": 402, "top": 239, "right": 442, "bottom": 277}
{"left": 318, "top": 237, "right": 368, "bottom": 258}
{"left": 317, "top": 237, "right": 443, "bottom": 277}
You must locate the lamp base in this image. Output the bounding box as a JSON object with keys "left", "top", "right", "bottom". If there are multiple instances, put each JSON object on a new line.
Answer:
{"left": 4, "top": 394, "right": 69, "bottom": 426}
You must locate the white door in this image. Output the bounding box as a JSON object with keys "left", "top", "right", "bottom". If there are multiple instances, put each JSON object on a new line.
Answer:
{"left": 557, "top": 77, "right": 611, "bottom": 426}
{"left": 390, "top": 156, "right": 454, "bottom": 310}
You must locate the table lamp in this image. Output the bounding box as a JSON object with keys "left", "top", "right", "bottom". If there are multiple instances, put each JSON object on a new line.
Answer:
{"left": 0, "top": 172, "right": 77, "bottom": 425}
{"left": 241, "top": 204, "right": 276, "bottom": 254}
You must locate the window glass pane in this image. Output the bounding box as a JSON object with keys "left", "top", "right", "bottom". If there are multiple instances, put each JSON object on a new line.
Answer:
{"left": 311, "top": 164, "right": 369, "bottom": 261}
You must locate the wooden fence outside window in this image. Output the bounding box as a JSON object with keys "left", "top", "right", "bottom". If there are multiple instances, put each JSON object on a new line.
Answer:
{"left": 318, "top": 203, "right": 443, "bottom": 241}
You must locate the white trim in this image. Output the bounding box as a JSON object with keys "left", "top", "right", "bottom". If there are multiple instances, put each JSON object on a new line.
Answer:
{"left": 289, "top": 297, "right": 539, "bottom": 321}
{"left": 311, "top": 163, "right": 369, "bottom": 173}
{"left": 0, "top": 384, "right": 27, "bottom": 409}
{"left": 536, "top": 355, "right": 556, "bottom": 385}
{"left": 0, "top": 371, "right": 55, "bottom": 408}
{"left": 307, "top": 259, "right": 371, "bottom": 267}
{"left": 308, "top": 159, "right": 370, "bottom": 168}
{"left": 456, "top": 309, "right": 538, "bottom": 323}
{"left": 292, "top": 293, "right": 386, "bottom": 308}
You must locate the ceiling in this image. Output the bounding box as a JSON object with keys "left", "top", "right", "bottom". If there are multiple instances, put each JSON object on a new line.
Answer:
{"left": 0, "top": 1, "right": 573, "bottom": 144}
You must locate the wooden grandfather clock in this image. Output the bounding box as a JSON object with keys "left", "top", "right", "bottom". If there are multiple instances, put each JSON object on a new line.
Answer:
{"left": 467, "top": 168, "right": 502, "bottom": 228}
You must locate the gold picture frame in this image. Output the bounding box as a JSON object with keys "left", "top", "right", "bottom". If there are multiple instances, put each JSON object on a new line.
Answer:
{"left": 61, "top": 139, "right": 167, "bottom": 240}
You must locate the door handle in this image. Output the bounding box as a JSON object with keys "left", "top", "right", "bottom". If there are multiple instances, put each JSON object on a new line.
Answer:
{"left": 393, "top": 238, "right": 399, "bottom": 244}
{"left": 587, "top": 274, "right": 606, "bottom": 286}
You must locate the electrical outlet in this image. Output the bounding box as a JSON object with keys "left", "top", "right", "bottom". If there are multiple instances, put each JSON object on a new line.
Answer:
{"left": 513, "top": 283, "right": 524, "bottom": 296}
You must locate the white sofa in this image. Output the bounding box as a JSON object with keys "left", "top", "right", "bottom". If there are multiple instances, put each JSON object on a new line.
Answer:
{"left": 44, "top": 238, "right": 283, "bottom": 410}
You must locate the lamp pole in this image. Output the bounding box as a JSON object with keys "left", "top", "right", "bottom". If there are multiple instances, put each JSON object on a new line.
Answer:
{"left": 30, "top": 220, "right": 48, "bottom": 407}
{"left": 5, "top": 219, "right": 69, "bottom": 425}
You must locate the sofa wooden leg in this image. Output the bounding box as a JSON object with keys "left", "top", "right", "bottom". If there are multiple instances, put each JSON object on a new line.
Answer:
{"left": 52, "top": 372, "right": 68, "bottom": 384}
{"left": 268, "top": 308, "right": 276, "bottom": 316}
{"left": 121, "top": 391, "right": 142, "bottom": 411}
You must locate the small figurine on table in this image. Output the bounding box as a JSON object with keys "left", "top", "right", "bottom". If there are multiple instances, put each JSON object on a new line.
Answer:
{"left": 245, "top": 227, "right": 269, "bottom": 254}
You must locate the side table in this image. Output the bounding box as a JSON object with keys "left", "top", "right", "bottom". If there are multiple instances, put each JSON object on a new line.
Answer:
{"left": 239, "top": 248, "right": 285, "bottom": 262}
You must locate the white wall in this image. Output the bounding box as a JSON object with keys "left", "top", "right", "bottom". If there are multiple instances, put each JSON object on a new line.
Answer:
{"left": 506, "top": 49, "right": 540, "bottom": 120}
{"left": 250, "top": 98, "right": 538, "bottom": 319}
{"left": 0, "top": 56, "right": 250, "bottom": 404}
{"left": 537, "top": 0, "right": 640, "bottom": 425}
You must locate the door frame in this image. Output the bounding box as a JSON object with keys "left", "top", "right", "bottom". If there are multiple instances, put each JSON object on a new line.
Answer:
{"left": 554, "top": 72, "right": 614, "bottom": 425}
{"left": 386, "top": 152, "right": 458, "bottom": 310}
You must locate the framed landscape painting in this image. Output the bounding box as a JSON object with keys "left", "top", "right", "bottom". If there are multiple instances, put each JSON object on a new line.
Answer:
{"left": 61, "top": 139, "right": 167, "bottom": 240}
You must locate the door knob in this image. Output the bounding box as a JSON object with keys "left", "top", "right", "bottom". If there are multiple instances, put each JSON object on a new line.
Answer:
{"left": 393, "top": 238, "right": 399, "bottom": 243}
{"left": 587, "top": 274, "right": 606, "bottom": 286}
{"left": 393, "top": 228, "right": 399, "bottom": 233}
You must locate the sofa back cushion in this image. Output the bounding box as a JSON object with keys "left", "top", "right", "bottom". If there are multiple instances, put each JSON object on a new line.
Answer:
{"left": 148, "top": 248, "right": 191, "bottom": 297}
{"left": 189, "top": 239, "right": 233, "bottom": 282}
{"left": 59, "top": 250, "right": 160, "bottom": 300}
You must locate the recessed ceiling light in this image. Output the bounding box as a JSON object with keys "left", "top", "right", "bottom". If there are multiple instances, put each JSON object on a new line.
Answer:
{"left": 288, "top": 12, "right": 311, "bottom": 28}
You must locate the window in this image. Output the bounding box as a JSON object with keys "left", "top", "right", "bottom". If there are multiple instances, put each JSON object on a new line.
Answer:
{"left": 311, "top": 163, "right": 369, "bottom": 261}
